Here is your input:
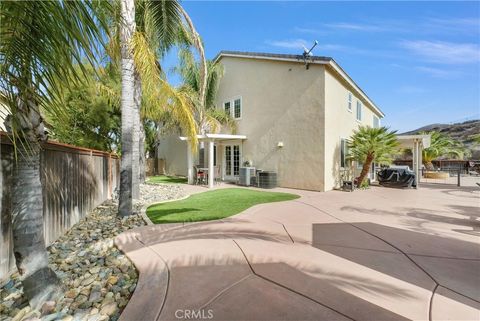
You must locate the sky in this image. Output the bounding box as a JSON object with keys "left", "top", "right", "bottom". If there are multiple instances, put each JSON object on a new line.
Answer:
{"left": 162, "top": 1, "right": 480, "bottom": 133}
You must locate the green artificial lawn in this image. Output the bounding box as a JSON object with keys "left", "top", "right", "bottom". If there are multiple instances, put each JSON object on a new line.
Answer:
{"left": 146, "top": 188, "right": 300, "bottom": 224}
{"left": 147, "top": 175, "right": 188, "bottom": 184}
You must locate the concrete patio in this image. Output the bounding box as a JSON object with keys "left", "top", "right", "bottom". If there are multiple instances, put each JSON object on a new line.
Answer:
{"left": 115, "top": 183, "right": 480, "bottom": 321}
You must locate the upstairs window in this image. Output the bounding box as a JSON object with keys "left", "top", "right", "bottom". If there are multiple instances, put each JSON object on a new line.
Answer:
{"left": 356, "top": 101, "right": 362, "bottom": 121}
{"left": 347, "top": 92, "right": 352, "bottom": 111}
{"left": 373, "top": 115, "right": 380, "bottom": 128}
{"left": 234, "top": 98, "right": 242, "bottom": 119}
{"left": 224, "top": 101, "right": 231, "bottom": 116}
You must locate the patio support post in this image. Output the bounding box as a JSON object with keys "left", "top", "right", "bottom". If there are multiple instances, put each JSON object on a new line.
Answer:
{"left": 187, "top": 141, "right": 194, "bottom": 184}
{"left": 418, "top": 141, "right": 422, "bottom": 188}
{"left": 208, "top": 139, "right": 214, "bottom": 188}
{"left": 414, "top": 139, "right": 419, "bottom": 189}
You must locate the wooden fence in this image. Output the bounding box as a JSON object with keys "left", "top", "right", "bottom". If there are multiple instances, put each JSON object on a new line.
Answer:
{"left": 0, "top": 133, "right": 120, "bottom": 280}
{"left": 145, "top": 158, "right": 165, "bottom": 176}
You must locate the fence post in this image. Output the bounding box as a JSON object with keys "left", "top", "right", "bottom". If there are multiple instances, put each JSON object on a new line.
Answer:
{"left": 457, "top": 169, "right": 461, "bottom": 187}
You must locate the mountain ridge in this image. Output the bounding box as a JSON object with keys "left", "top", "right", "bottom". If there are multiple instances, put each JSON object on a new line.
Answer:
{"left": 401, "top": 119, "right": 480, "bottom": 159}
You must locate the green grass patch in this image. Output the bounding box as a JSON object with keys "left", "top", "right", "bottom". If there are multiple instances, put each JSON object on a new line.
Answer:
{"left": 147, "top": 175, "right": 187, "bottom": 184}
{"left": 146, "top": 188, "right": 300, "bottom": 224}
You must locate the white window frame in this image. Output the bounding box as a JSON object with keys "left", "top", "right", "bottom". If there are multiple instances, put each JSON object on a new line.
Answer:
{"left": 347, "top": 92, "right": 352, "bottom": 112}
{"left": 232, "top": 96, "right": 242, "bottom": 120}
{"left": 373, "top": 115, "right": 380, "bottom": 128}
{"left": 356, "top": 100, "right": 362, "bottom": 122}
{"left": 224, "top": 101, "right": 232, "bottom": 117}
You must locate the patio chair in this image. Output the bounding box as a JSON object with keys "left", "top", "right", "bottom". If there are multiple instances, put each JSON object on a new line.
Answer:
{"left": 214, "top": 166, "right": 221, "bottom": 184}
{"left": 193, "top": 165, "right": 206, "bottom": 185}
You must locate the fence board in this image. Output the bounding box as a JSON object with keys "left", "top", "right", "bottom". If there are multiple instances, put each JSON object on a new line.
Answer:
{"left": 0, "top": 134, "right": 119, "bottom": 280}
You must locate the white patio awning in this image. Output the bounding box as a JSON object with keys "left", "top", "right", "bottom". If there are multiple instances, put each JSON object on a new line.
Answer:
{"left": 179, "top": 133, "right": 247, "bottom": 141}
{"left": 397, "top": 135, "right": 431, "bottom": 149}
{"left": 396, "top": 134, "right": 431, "bottom": 188}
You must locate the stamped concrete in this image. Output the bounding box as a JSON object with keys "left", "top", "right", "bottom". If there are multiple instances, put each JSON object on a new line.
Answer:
{"left": 116, "top": 183, "right": 480, "bottom": 321}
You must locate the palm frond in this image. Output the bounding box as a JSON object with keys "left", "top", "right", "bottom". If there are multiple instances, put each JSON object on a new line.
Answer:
{"left": 347, "top": 126, "right": 400, "bottom": 165}
{"left": 131, "top": 31, "right": 197, "bottom": 149}
{"left": 0, "top": 0, "right": 111, "bottom": 152}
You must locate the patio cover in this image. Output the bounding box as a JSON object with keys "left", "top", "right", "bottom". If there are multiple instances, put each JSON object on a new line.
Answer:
{"left": 396, "top": 134, "right": 431, "bottom": 188}
{"left": 179, "top": 134, "right": 247, "bottom": 188}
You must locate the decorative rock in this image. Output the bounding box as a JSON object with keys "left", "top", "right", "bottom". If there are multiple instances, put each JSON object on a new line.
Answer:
{"left": 82, "top": 277, "right": 95, "bottom": 287}
{"left": 0, "top": 183, "right": 182, "bottom": 321}
{"left": 41, "top": 301, "right": 56, "bottom": 315}
{"left": 75, "top": 294, "right": 88, "bottom": 305}
{"left": 11, "top": 306, "right": 30, "bottom": 321}
{"left": 65, "top": 290, "right": 78, "bottom": 299}
{"left": 78, "top": 301, "right": 92, "bottom": 309}
{"left": 89, "top": 267, "right": 100, "bottom": 274}
{"left": 88, "top": 291, "right": 102, "bottom": 303}
{"left": 99, "top": 303, "right": 118, "bottom": 317}
{"left": 106, "top": 276, "right": 118, "bottom": 285}
{"left": 3, "top": 279, "right": 14, "bottom": 289}
{"left": 86, "top": 314, "right": 102, "bottom": 321}
{"left": 79, "top": 288, "right": 90, "bottom": 297}
{"left": 100, "top": 296, "right": 115, "bottom": 308}
{"left": 43, "top": 312, "right": 67, "bottom": 321}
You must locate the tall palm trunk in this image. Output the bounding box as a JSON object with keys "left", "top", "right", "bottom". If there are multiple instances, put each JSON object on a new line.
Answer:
{"left": 139, "top": 119, "right": 146, "bottom": 183}
{"left": 356, "top": 153, "right": 374, "bottom": 187}
{"left": 424, "top": 161, "right": 434, "bottom": 171}
{"left": 132, "top": 70, "right": 141, "bottom": 198}
{"left": 9, "top": 98, "right": 62, "bottom": 307}
{"left": 118, "top": 0, "right": 136, "bottom": 217}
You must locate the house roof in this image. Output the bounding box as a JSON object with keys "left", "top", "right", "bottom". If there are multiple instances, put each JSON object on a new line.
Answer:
{"left": 213, "top": 50, "right": 385, "bottom": 118}
{"left": 179, "top": 134, "right": 247, "bottom": 141}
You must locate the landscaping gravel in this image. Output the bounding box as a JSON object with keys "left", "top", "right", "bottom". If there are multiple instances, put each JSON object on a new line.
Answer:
{"left": 0, "top": 183, "right": 186, "bottom": 321}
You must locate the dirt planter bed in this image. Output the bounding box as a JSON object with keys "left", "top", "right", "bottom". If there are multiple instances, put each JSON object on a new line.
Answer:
{"left": 424, "top": 171, "right": 450, "bottom": 179}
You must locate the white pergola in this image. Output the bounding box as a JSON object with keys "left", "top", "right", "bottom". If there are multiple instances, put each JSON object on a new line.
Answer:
{"left": 179, "top": 133, "right": 247, "bottom": 188}
{"left": 396, "top": 134, "right": 431, "bottom": 188}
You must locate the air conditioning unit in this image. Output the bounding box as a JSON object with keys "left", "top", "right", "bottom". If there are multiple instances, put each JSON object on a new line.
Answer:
{"left": 239, "top": 167, "right": 256, "bottom": 186}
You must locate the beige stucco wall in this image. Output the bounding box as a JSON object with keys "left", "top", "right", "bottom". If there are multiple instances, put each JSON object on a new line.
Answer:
{"left": 216, "top": 57, "right": 326, "bottom": 191}
{"left": 323, "top": 67, "right": 383, "bottom": 191}
{"left": 156, "top": 133, "right": 188, "bottom": 176}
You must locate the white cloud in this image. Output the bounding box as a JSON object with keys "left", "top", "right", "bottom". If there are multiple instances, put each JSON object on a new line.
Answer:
{"left": 414, "top": 66, "right": 452, "bottom": 78}
{"left": 265, "top": 38, "right": 309, "bottom": 49}
{"left": 265, "top": 39, "right": 361, "bottom": 55}
{"left": 293, "top": 27, "right": 324, "bottom": 33}
{"left": 400, "top": 40, "right": 480, "bottom": 64}
{"left": 324, "top": 22, "right": 386, "bottom": 32}
{"left": 425, "top": 17, "right": 480, "bottom": 33}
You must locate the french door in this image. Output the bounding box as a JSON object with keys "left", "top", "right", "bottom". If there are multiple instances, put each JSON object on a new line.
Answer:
{"left": 224, "top": 144, "right": 241, "bottom": 180}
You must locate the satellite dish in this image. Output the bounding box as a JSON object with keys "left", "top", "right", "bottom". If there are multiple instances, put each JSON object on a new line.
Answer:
{"left": 303, "top": 40, "right": 318, "bottom": 57}
{"left": 302, "top": 40, "right": 319, "bottom": 69}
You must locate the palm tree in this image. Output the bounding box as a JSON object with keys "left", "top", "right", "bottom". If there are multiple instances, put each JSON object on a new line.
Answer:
{"left": 118, "top": 0, "right": 136, "bottom": 216}
{"left": 348, "top": 126, "right": 400, "bottom": 187}
{"left": 174, "top": 48, "right": 237, "bottom": 135}
{"left": 421, "top": 131, "right": 467, "bottom": 170}
{"left": 0, "top": 1, "right": 108, "bottom": 307}
{"left": 117, "top": 0, "right": 200, "bottom": 215}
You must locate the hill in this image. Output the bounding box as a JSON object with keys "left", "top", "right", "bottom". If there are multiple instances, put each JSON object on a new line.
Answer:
{"left": 402, "top": 120, "right": 480, "bottom": 159}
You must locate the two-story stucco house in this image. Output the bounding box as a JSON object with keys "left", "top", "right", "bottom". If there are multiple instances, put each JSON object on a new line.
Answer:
{"left": 156, "top": 51, "right": 384, "bottom": 192}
